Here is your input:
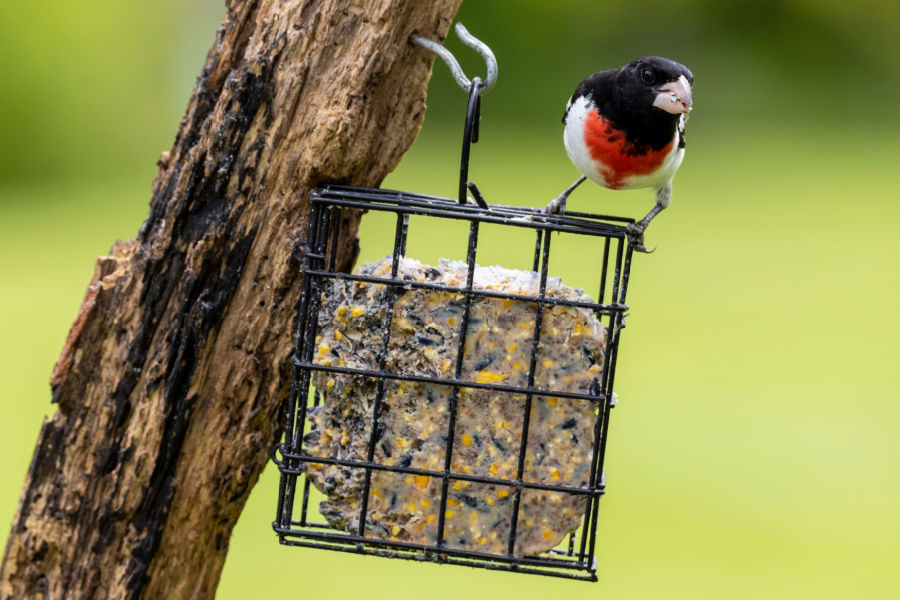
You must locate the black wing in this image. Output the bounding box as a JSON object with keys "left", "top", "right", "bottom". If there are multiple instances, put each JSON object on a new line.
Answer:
{"left": 562, "top": 69, "right": 618, "bottom": 124}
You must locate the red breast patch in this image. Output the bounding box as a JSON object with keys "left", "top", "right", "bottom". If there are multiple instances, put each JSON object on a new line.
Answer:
{"left": 584, "top": 109, "right": 673, "bottom": 189}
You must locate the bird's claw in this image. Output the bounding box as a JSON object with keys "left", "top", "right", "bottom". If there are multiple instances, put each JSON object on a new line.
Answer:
{"left": 544, "top": 196, "right": 566, "bottom": 216}
{"left": 626, "top": 223, "right": 656, "bottom": 254}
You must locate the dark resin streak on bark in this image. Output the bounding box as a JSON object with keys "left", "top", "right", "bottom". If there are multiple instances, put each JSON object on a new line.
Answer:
{"left": 124, "top": 33, "right": 278, "bottom": 596}
{"left": 127, "top": 228, "right": 258, "bottom": 595}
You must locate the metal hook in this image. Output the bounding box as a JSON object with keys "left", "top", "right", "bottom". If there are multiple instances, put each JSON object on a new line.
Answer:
{"left": 411, "top": 23, "right": 498, "bottom": 95}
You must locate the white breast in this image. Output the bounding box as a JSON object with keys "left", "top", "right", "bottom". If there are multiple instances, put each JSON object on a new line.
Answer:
{"left": 563, "top": 96, "right": 684, "bottom": 192}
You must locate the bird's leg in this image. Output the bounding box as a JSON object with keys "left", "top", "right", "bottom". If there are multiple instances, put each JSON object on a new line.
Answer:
{"left": 626, "top": 185, "right": 671, "bottom": 253}
{"left": 545, "top": 175, "right": 587, "bottom": 215}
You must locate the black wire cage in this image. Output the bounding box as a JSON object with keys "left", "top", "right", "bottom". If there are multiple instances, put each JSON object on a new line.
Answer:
{"left": 273, "top": 26, "right": 636, "bottom": 581}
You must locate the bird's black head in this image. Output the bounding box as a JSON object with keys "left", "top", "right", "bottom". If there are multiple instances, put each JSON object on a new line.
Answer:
{"left": 617, "top": 56, "right": 693, "bottom": 115}
{"left": 610, "top": 56, "right": 693, "bottom": 145}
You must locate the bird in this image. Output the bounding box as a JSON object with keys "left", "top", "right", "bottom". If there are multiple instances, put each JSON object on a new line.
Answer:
{"left": 546, "top": 56, "right": 693, "bottom": 252}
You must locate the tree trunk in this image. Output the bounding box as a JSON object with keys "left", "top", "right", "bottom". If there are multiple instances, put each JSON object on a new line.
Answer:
{"left": 0, "top": 0, "right": 463, "bottom": 597}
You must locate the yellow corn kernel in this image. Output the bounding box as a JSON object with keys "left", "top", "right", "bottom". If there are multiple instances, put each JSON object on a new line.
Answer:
{"left": 392, "top": 525, "right": 401, "bottom": 536}
{"left": 447, "top": 497, "right": 460, "bottom": 508}
{"left": 543, "top": 359, "right": 554, "bottom": 368}
{"left": 427, "top": 514, "right": 436, "bottom": 524}
{"left": 448, "top": 317, "right": 456, "bottom": 326}
{"left": 513, "top": 362, "right": 522, "bottom": 370}
{"left": 337, "top": 306, "right": 346, "bottom": 315}
{"left": 497, "top": 489, "right": 509, "bottom": 498}
{"left": 489, "top": 464, "right": 499, "bottom": 476}
{"left": 547, "top": 397, "right": 558, "bottom": 405}
{"left": 405, "top": 476, "right": 413, "bottom": 484}
{"left": 551, "top": 469, "right": 560, "bottom": 480}
{"left": 453, "top": 480, "right": 463, "bottom": 492}
{"left": 372, "top": 489, "right": 382, "bottom": 499}
{"left": 485, "top": 497, "right": 494, "bottom": 506}
{"left": 542, "top": 529, "right": 554, "bottom": 540}
{"left": 476, "top": 371, "right": 506, "bottom": 384}
{"left": 396, "top": 438, "right": 407, "bottom": 447}
{"left": 479, "top": 536, "right": 487, "bottom": 545}
{"left": 413, "top": 475, "right": 430, "bottom": 489}
{"left": 508, "top": 343, "right": 517, "bottom": 351}
{"left": 422, "top": 498, "right": 430, "bottom": 508}
{"left": 461, "top": 434, "right": 473, "bottom": 447}
{"left": 326, "top": 379, "right": 335, "bottom": 388}
{"left": 445, "top": 510, "right": 454, "bottom": 519}
{"left": 340, "top": 435, "right": 349, "bottom": 445}
{"left": 408, "top": 503, "right": 416, "bottom": 512}
{"left": 350, "top": 307, "right": 365, "bottom": 318}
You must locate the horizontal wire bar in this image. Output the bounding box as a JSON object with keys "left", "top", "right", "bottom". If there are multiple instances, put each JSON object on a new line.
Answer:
{"left": 290, "top": 359, "right": 609, "bottom": 403}
{"left": 273, "top": 526, "right": 596, "bottom": 575}
{"left": 274, "top": 447, "right": 606, "bottom": 496}
{"left": 276, "top": 538, "right": 596, "bottom": 581}
{"left": 315, "top": 184, "right": 634, "bottom": 225}
{"left": 310, "top": 193, "right": 629, "bottom": 238}
{"left": 286, "top": 540, "right": 596, "bottom": 580}
{"left": 286, "top": 518, "right": 594, "bottom": 562}
{"left": 303, "top": 269, "right": 628, "bottom": 314}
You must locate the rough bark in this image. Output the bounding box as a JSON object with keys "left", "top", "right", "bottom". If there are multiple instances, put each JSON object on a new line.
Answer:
{"left": 0, "top": 0, "right": 463, "bottom": 598}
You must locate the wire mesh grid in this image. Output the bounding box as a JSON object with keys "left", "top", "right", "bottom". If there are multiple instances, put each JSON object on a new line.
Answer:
{"left": 273, "top": 184, "right": 635, "bottom": 581}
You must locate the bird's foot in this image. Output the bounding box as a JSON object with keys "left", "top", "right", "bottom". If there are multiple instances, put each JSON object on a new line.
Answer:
{"left": 625, "top": 223, "right": 656, "bottom": 254}
{"left": 544, "top": 195, "right": 567, "bottom": 216}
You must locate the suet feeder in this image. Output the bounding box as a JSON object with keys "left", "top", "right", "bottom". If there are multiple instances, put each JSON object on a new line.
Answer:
{"left": 273, "top": 24, "right": 637, "bottom": 581}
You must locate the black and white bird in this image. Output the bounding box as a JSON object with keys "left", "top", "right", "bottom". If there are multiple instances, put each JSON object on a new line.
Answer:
{"left": 547, "top": 56, "right": 694, "bottom": 252}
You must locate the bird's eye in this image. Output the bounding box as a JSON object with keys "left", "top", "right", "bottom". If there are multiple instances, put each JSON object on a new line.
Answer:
{"left": 640, "top": 68, "right": 655, "bottom": 84}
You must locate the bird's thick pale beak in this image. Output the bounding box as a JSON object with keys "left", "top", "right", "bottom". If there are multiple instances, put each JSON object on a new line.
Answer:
{"left": 653, "top": 75, "right": 692, "bottom": 114}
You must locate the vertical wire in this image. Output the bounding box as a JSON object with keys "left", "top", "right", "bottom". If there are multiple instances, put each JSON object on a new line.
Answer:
{"left": 585, "top": 236, "right": 627, "bottom": 564}
{"left": 327, "top": 207, "right": 342, "bottom": 272}
{"left": 435, "top": 220, "right": 480, "bottom": 548}
{"left": 532, "top": 230, "right": 543, "bottom": 273}
{"left": 598, "top": 237, "right": 611, "bottom": 306}
{"left": 299, "top": 389, "right": 322, "bottom": 526}
{"left": 506, "top": 228, "right": 552, "bottom": 557}
{"left": 356, "top": 212, "right": 407, "bottom": 537}
{"left": 278, "top": 198, "right": 326, "bottom": 528}
{"left": 458, "top": 79, "right": 482, "bottom": 204}
{"left": 579, "top": 236, "right": 624, "bottom": 562}
{"left": 291, "top": 205, "right": 332, "bottom": 453}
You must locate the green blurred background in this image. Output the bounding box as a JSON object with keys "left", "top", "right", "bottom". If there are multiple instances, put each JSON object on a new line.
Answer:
{"left": 2, "top": 1, "right": 899, "bottom": 598}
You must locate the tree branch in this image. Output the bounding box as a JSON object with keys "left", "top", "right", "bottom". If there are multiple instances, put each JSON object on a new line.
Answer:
{"left": 1, "top": 1, "right": 463, "bottom": 597}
